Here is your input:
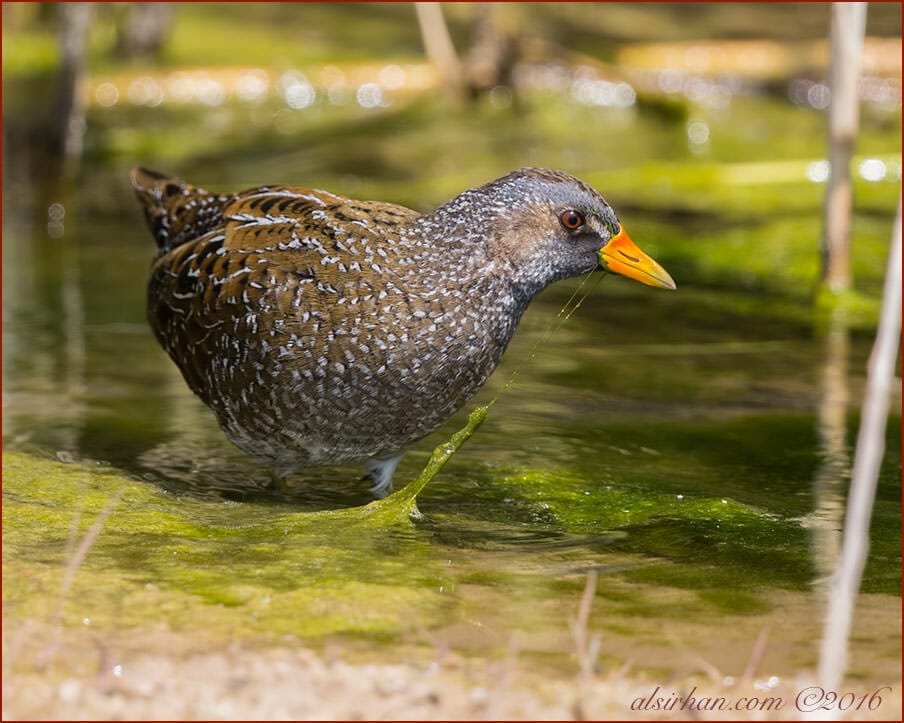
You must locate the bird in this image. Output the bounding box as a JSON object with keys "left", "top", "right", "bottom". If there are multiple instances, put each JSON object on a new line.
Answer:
{"left": 131, "top": 166, "right": 675, "bottom": 497}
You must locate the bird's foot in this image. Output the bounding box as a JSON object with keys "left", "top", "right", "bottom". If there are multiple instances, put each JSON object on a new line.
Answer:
{"left": 362, "top": 454, "right": 403, "bottom": 499}
{"left": 268, "top": 465, "right": 296, "bottom": 493}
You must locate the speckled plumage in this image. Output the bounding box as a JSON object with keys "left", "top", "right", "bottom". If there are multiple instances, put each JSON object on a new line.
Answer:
{"left": 132, "top": 167, "right": 672, "bottom": 496}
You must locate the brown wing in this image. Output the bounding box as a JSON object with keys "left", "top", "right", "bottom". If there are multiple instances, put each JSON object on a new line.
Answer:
{"left": 141, "top": 175, "right": 421, "bottom": 409}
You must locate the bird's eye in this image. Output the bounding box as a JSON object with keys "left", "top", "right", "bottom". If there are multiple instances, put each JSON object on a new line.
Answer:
{"left": 559, "top": 209, "right": 585, "bottom": 231}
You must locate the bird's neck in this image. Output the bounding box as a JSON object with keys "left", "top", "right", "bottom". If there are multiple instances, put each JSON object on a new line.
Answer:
{"left": 408, "top": 188, "right": 551, "bottom": 301}
{"left": 387, "top": 226, "right": 528, "bottom": 374}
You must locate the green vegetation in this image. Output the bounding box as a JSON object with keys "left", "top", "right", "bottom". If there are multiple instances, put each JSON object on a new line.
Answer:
{"left": 4, "top": 405, "right": 899, "bottom": 642}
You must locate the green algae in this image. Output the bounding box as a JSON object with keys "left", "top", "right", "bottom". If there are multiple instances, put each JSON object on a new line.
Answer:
{"left": 3, "top": 450, "right": 445, "bottom": 640}
{"left": 3, "top": 401, "right": 900, "bottom": 673}
{"left": 2, "top": 403, "right": 492, "bottom": 642}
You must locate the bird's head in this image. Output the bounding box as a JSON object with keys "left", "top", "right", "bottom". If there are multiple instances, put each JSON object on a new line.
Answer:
{"left": 454, "top": 168, "right": 676, "bottom": 296}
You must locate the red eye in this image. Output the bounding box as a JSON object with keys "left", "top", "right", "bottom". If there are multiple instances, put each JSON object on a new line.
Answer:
{"left": 559, "top": 209, "right": 584, "bottom": 231}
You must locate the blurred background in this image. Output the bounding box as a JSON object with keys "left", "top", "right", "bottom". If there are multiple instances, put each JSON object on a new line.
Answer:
{"left": 3, "top": 3, "right": 902, "bottom": 718}
{"left": 3, "top": 1, "right": 901, "bottom": 452}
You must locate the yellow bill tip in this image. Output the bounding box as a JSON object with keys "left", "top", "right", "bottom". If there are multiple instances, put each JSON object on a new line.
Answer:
{"left": 598, "top": 228, "right": 676, "bottom": 290}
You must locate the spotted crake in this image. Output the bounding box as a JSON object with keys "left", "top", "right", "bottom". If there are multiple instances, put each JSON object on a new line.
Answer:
{"left": 132, "top": 167, "right": 675, "bottom": 496}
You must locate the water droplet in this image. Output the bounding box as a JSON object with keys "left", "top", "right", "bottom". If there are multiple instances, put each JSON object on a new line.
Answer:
{"left": 859, "top": 158, "right": 886, "bottom": 182}
{"left": 806, "top": 160, "right": 830, "bottom": 183}
{"left": 356, "top": 82, "right": 385, "bottom": 109}
{"left": 378, "top": 64, "right": 406, "bottom": 90}
{"left": 236, "top": 70, "right": 270, "bottom": 104}
{"left": 95, "top": 82, "right": 119, "bottom": 107}
{"left": 686, "top": 119, "right": 710, "bottom": 146}
{"left": 807, "top": 83, "right": 831, "bottom": 109}
{"left": 48, "top": 202, "right": 66, "bottom": 221}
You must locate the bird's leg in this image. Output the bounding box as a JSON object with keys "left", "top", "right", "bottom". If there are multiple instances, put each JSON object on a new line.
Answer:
{"left": 268, "top": 463, "right": 296, "bottom": 492}
{"left": 362, "top": 454, "right": 403, "bottom": 498}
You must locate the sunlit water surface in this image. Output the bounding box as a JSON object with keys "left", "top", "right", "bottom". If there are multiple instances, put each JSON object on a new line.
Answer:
{"left": 2, "top": 89, "right": 900, "bottom": 687}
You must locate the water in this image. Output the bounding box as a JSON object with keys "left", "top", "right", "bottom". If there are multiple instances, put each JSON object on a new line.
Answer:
{"left": 3, "top": 74, "right": 900, "bottom": 690}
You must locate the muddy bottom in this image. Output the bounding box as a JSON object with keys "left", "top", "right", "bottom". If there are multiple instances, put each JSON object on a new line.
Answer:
{"left": 4, "top": 610, "right": 901, "bottom": 721}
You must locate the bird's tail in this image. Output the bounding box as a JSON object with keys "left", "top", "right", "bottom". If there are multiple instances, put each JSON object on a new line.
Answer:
{"left": 130, "top": 167, "right": 233, "bottom": 253}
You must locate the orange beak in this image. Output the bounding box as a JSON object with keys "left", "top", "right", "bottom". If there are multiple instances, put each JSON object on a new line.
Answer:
{"left": 598, "top": 227, "right": 676, "bottom": 290}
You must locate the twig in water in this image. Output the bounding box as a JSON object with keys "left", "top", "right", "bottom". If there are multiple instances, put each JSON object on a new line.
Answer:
{"left": 57, "top": 491, "right": 123, "bottom": 622}
{"left": 740, "top": 627, "right": 769, "bottom": 686}
{"left": 41, "top": 488, "right": 123, "bottom": 664}
{"left": 817, "top": 198, "right": 902, "bottom": 698}
{"left": 571, "top": 569, "right": 600, "bottom": 681}
{"left": 687, "top": 652, "right": 724, "bottom": 685}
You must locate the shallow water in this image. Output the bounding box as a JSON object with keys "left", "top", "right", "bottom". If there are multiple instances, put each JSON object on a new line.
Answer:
{"left": 2, "top": 68, "right": 901, "bottom": 691}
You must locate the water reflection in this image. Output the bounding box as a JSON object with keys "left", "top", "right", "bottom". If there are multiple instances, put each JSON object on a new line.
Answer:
{"left": 809, "top": 308, "right": 850, "bottom": 591}
{"left": 2, "top": 194, "right": 86, "bottom": 458}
